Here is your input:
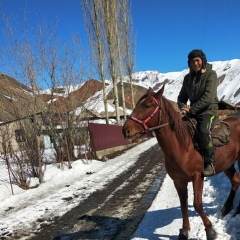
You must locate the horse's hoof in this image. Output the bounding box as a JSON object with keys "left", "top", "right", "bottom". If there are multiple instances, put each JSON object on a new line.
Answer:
{"left": 178, "top": 228, "right": 189, "bottom": 240}
{"left": 221, "top": 204, "right": 233, "bottom": 216}
{"left": 205, "top": 227, "right": 217, "bottom": 240}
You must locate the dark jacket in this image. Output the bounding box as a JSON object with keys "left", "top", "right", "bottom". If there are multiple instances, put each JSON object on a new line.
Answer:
{"left": 177, "top": 63, "right": 219, "bottom": 117}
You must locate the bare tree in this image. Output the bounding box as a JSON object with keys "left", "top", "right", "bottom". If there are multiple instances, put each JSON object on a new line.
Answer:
{"left": 82, "top": 0, "right": 136, "bottom": 124}
{"left": 36, "top": 29, "right": 91, "bottom": 169}
{"left": 114, "top": 0, "right": 127, "bottom": 120}
{"left": 0, "top": 124, "right": 15, "bottom": 193}
{"left": 0, "top": 9, "right": 94, "bottom": 177}
{"left": 121, "top": 0, "right": 136, "bottom": 109}
{"left": 82, "top": 0, "right": 110, "bottom": 124}
{"left": 102, "top": 0, "right": 121, "bottom": 125}
{"left": 82, "top": 0, "right": 121, "bottom": 125}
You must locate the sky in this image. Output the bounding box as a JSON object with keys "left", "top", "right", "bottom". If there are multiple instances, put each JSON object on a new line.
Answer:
{"left": 0, "top": 0, "right": 240, "bottom": 75}
{"left": 0, "top": 138, "right": 240, "bottom": 239}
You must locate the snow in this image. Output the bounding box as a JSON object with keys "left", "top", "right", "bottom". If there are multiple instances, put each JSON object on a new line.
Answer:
{"left": 132, "top": 172, "right": 240, "bottom": 240}
{"left": 1, "top": 138, "right": 240, "bottom": 239}
{"left": 1, "top": 59, "right": 240, "bottom": 239}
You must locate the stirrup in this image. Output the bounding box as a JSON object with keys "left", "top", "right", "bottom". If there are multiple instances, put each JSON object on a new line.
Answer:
{"left": 203, "top": 162, "right": 215, "bottom": 176}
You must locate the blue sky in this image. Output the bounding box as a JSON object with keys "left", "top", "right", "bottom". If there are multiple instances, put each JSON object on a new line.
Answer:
{"left": 0, "top": 0, "right": 240, "bottom": 74}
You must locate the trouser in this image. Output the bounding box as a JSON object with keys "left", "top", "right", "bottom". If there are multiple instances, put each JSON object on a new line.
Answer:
{"left": 195, "top": 114, "right": 218, "bottom": 163}
{"left": 195, "top": 114, "right": 217, "bottom": 149}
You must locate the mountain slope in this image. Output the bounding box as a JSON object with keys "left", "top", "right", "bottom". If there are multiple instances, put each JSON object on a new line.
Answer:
{"left": 0, "top": 74, "right": 35, "bottom": 122}
{"left": 130, "top": 59, "right": 240, "bottom": 104}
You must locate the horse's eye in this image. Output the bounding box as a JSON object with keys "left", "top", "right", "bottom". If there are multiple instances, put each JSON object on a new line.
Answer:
{"left": 144, "top": 105, "right": 150, "bottom": 109}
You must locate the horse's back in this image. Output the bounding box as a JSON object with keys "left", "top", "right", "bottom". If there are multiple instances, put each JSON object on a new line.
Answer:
{"left": 222, "top": 116, "right": 240, "bottom": 134}
{"left": 221, "top": 115, "right": 240, "bottom": 122}
{"left": 215, "top": 115, "right": 240, "bottom": 172}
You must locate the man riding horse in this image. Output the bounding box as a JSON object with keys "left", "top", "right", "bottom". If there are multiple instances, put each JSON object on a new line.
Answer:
{"left": 123, "top": 50, "right": 240, "bottom": 239}
{"left": 177, "top": 49, "right": 219, "bottom": 177}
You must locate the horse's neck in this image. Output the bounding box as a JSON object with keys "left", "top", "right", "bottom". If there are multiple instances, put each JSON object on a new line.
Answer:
{"left": 155, "top": 102, "right": 192, "bottom": 156}
{"left": 155, "top": 129, "right": 185, "bottom": 179}
{"left": 154, "top": 124, "right": 190, "bottom": 159}
{"left": 155, "top": 128, "right": 176, "bottom": 152}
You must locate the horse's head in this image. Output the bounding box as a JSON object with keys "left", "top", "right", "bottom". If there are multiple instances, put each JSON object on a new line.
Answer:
{"left": 122, "top": 85, "right": 165, "bottom": 142}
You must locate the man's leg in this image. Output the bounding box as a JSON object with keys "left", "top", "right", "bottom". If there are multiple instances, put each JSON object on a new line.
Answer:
{"left": 196, "top": 115, "right": 216, "bottom": 176}
{"left": 203, "top": 145, "right": 216, "bottom": 176}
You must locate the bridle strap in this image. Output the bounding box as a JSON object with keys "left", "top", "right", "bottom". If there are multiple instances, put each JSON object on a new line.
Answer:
{"left": 129, "top": 105, "right": 159, "bottom": 130}
{"left": 147, "top": 122, "right": 169, "bottom": 132}
{"left": 128, "top": 96, "right": 169, "bottom": 134}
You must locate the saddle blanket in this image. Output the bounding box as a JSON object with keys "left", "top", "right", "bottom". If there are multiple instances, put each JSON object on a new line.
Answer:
{"left": 184, "top": 118, "right": 230, "bottom": 148}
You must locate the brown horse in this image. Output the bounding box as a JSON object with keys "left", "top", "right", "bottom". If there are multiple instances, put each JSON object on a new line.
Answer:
{"left": 122, "top": 85, "right": 240, "bottom": 240}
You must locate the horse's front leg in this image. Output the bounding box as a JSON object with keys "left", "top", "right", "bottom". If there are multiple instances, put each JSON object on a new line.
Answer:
{"left": 192, "top": 172, "right": 217, "bottom": 240}
{"left": 174, "top": 181, "right": 190, "bottom": 240}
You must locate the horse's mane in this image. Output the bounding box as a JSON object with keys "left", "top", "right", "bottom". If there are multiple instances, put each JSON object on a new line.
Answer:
{"left": 162, "top": 97, "right": 191, "bottom": 149}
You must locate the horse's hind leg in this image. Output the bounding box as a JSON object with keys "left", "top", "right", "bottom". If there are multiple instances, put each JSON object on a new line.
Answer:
{"left": 234, "top": 202, "right": 240, "bottom": 216}
{"left": 222, "top": 162, "right": 240, "bottom": 216}
{"left": 234, "top": 155, "right": 240, "bottom": 216}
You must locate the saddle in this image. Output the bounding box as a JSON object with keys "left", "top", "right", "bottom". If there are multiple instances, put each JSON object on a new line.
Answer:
{"left": 183, "top": 117, "right": 231, "bottom": 148}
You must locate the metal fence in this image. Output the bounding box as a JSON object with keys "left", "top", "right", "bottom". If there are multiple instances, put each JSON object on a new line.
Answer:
{"left": 88, "top": 122, "right": 153, "bottom": 159}
{"left": 88, "top": 122, "right": 129, "bottom": 151}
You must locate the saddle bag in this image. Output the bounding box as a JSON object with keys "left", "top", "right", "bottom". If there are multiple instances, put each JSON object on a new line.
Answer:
{"left": 211, "top": 121, "right": 230, "bottom": 147}
{"left": 183, "top": 117, "right": 230, "bottom": 148}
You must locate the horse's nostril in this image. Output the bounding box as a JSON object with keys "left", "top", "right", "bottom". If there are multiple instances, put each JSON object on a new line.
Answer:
{"left": 123, "top": 128, "right": 130, "bottom": 138}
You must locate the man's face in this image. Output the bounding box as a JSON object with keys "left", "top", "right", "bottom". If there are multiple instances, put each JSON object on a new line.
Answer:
{"left": 190, "top": 57, "right": 203, "bottom": 73}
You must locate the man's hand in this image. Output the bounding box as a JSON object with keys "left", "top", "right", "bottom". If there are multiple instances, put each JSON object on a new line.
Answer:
{"left": 179, "top": 105, "right": 190, "bottom": 118}
{"left": 181, "top": 105, "right": 190, "bottom": 112}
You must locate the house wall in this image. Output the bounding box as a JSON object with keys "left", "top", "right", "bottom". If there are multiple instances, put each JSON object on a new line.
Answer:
{"left": 0, "top": 122, "right": 21, "bottom": 153}
{"left": 0, "top": 118, "right": 46, "bottom": 153}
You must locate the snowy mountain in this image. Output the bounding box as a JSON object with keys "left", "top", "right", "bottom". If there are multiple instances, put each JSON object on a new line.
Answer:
{"left": 129, "top": 59, "right": 240, "bottom": 104}
{"left": 1, "top": 59, "right": 240, "bottom": 122}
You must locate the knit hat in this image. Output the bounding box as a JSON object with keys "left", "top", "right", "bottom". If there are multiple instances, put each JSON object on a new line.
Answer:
{"left": 187, "top": 49, "right": 207, "bottom": 68}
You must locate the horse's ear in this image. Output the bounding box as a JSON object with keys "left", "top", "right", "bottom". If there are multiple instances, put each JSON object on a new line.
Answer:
{"left": 147, "top": 87, "right": 154, "bottom": 95}
{"left": 155, "top": 84, "right": 165, "bottom": 99}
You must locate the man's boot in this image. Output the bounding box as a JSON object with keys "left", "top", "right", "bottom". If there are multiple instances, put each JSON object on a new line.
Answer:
{"left": 203, "top": 147, "right": 216, "bottom": 177}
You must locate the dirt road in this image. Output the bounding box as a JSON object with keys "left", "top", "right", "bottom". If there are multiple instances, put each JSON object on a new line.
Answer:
{"left": 30, "top": 143, "right": 166, "bottom": 240}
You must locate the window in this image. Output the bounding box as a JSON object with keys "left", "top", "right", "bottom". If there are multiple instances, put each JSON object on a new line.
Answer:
{"left": 15, "top": 129, "right": 26, "bottom": 142}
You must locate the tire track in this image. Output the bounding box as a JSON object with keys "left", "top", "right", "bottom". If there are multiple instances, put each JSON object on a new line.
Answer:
{"left": 30, "top": 144, "right": 166, "bottom": 240}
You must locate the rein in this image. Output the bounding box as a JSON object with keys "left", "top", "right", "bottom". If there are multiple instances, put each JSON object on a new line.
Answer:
{"left": 128, "top": 96, "right": 169, "bottom": 136}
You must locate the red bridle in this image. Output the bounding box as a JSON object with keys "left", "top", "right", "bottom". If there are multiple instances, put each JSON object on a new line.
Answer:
{"left": 128, "top": 96, "right": 169, "bottom": 133}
